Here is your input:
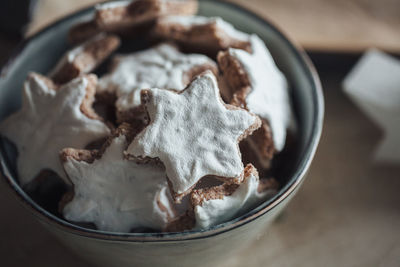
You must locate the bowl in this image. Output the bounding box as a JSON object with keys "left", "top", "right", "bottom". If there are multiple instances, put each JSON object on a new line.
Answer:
{"left": 0, "top": 1, "right": 324, "bottom": 266}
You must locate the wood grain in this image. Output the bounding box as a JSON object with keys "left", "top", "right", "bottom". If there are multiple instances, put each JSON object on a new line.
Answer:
{"left": 0, "top": 50, "right": 399, "bottom": 266}
{"left": 26, "top": 0, "right": 400, "bottom": 53}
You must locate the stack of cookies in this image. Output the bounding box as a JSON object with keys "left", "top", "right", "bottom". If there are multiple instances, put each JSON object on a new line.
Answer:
{"left": 0, "top": 0, "right": 295, "bottom": 233}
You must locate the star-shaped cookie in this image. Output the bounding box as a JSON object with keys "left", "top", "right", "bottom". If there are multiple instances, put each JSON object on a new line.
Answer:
{"left": 126, "top": 71, "right": 261, "bottom": 200}
{"left": 154, "top": 15, "right": 251, "bottom": 56}
{"left": 61, "top": 125, "right": 176, "bottom": 232}
{"left": 0, "top": 73, "right": 110, "bottom": 185}
{"left": 191, "top": 164, "right": 278, "bottom": 229}
{"left": 68, "top": 0, "right": 198, "bottom": 43}
{"left": 218, "top": 35, "right": 295, "bottom": 152}
{"left": 95, "top": 0, "right": 198, "bottom": 32}
{"left": 49, "top": 33, "right": 120, "bottom": 84}
{"left": 97, "top": 43, "right": 217, "bottom": 119}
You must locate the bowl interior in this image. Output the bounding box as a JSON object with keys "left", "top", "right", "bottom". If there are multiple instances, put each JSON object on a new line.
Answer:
{"left": 0, "top": 0, "right": 322, "bottom": 238}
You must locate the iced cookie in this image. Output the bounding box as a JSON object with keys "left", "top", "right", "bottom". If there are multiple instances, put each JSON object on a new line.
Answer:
{"left": 60, "top": 124, "right": 176, "bottom": 232}
{"left": 191, "top": 164, "right": 278, "bottom": 229}
{"left": 125, "top": 71, "right": 261, "bottom": 201}
{"left": 237, "top": 122, "right": 275, "bottom": 171}
{"left": 243, "top": 119, "right": 275, "bottom": 169}
{"left": 50, "top": 33, "right": 120, "bottom": 84}
{"left": 0, "top": 73, "right": 111, "bottom": 186}
{"left": 68, "top": 20, "right": 101, "bottom": 44}
{"left": 96, "top": 43, "right": 217, "bottom": 123}
{"left": 96, "top": 0, "right": 198, "bottom": 32}
{"left": 153, "top": 15, "right": 251, "bottom": 56}
{"left": 218, "top": 35, "right": 295, "bottom": 166}
{"left": 68, "top": 0, "right": 198, "bottom": 43}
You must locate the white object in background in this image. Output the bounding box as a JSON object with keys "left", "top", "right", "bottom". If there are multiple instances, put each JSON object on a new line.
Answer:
{"left": 343, "top": 49, "right": 400, "bottom": 163}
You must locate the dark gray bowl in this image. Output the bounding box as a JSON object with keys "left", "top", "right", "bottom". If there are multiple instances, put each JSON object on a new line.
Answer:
{"left": 0, "top": 1, "right": 324, "bottom": 266}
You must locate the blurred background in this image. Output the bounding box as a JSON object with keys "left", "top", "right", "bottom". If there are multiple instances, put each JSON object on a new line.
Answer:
{"left": 0, "top": 0, "right": 399, "bottom": 266}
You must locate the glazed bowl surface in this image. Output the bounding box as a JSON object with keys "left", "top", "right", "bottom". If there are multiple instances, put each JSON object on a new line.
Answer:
{"left": 0, "top": 1, "right": 324, "bottom": 266}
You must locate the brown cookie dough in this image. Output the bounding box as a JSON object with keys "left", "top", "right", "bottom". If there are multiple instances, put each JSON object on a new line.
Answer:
{"left": 218, "top": 48, "right": 277, "bottom": 168}
{"left": 68, "top": 0, "right": 198, "bottom": 44}
{"left": 153, "top": 16, "right": 251, "bottom": 57}
{"left": 68, "top": 20, "right": 101, "bottom": 44}
{"left": 50, "top": 33, "right": 120, "bottom": 84}
{"left": 96, "top": 0, "right": 197, "bottom": 32}
{"left": 189, "top": 164, "right": 279, "bottom": 229}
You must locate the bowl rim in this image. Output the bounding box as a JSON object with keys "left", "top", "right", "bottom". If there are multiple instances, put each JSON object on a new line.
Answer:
{"left": 0, "top": 0, "right": 324, "bottom": 242}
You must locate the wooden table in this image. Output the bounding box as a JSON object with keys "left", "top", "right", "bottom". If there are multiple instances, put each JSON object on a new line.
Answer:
{"left": 1, "top": 1, "right": 400, "bottom": 266}
{"left": 27, "top": 0, "right": 400, "bottom": 53}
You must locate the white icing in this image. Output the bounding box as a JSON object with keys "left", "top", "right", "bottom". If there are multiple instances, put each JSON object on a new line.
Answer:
{"left": 115, "top": 91, "right": 141, "bottom": 111}
{"left": 228, "top": 35, "right": 294, "bottom": 151}
{"left": 0, "top": 74, "right": 110, "bottom": 185}
{"left": 95, "top": 0, "right": 131, "bottom": 11}
{"left": 126, "top": 72, "right": 257, "bottom": 195}
{"left": 63, "top": 135, "right": 176, "bottom": 232}
{"left": 97, "top": 43, "right": 216, "bottom": 111}
{"left": 194, "top": 172, "right": 275, "bottom": 229}
{"left": 161, "top": 15, "right": 211, "bottom": 27}
{"left": 160, "top": 15, "right": 250, "bottom": 41}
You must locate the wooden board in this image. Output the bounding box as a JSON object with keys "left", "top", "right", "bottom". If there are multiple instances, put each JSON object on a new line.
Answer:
{"left": 26, "top": 0, "right": 400, "bottom": 53}
{"left": 1, "top": 45, "right": 400, "bottom": 266}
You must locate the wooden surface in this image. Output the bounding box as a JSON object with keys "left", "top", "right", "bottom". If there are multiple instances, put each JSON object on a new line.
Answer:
{"left": 1, "top": 50, "right": 400, "bottom": 266}
{"left": 1, "top": 1, "right": 400, "bottom": 266}
{"left": 26, "top": 0, "right": 400, "bottom": 53}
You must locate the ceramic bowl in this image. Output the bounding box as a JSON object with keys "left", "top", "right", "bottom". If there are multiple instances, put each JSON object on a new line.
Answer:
{"left": 0, "top": 1, "right": 324, "bottom": 266}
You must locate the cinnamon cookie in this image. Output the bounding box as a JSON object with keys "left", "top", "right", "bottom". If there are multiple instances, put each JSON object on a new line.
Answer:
{"left": 125, "top": 71, "right": 261, "bottom": 201}
{"left": 69, "top": 0, "right": 198, "bottom": 43}
{"left": 60, "top": 124, "right": 176, "bottom": 232}
{"left": 154, "top": 15, "right": 251, "bottom": 56}
{"left": 0, "top": 73, "right": 110, "bottom": 185}
{"left": 97, "top": 43, "right": 217, "bottom": 123}
{"left": 50, "top": 33, "right": 120, "bottom": 84}
{"left": 191, "top": 164, "right": 278, "bottom": 229}
{"left": 218, "top": 35, "right": 295, "bottom": 166}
